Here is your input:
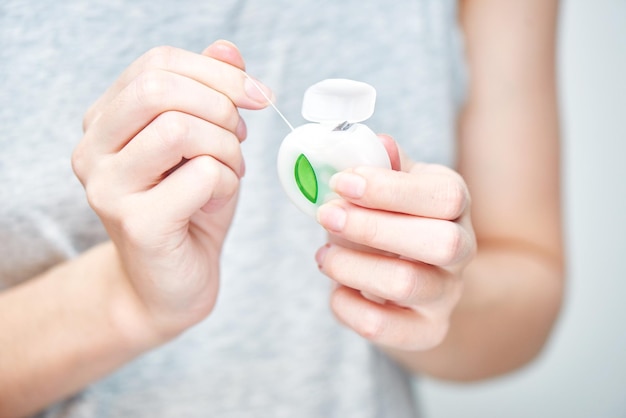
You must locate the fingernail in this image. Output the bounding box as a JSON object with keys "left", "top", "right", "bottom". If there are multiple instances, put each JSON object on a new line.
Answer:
{"left": 330, "top": 172, "right": 366, "bottom": 199}
{"left": 244, "top": 76, "right": 275, "bottom": 104}
{"left": 317, "top": 204, "right": 347, "bottom": 232}
{"left": 315, "top": 244, "right": 331, "bottom": 269}
{"left": 212, "top": 39, "right": 239, "bottom": 51}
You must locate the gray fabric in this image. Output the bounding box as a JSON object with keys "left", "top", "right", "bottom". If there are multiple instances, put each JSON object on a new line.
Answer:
{"left": 0, "top": 0, "right": 465, "bottom": 416}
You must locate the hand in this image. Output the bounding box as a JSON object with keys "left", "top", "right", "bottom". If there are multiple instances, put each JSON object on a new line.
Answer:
{"left": 72, "top": 41, "right": 273, "bottom": 340}
{"left": 315, "top": 137, "right": 476, "bottom": 351}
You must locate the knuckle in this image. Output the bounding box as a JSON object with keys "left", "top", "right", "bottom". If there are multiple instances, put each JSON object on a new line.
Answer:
{"left": 152, "top": 111, "right": 190, "bottom": 152}
{"left": 387, "top": 263, "right": 420, "bottom": 303}
{"left": 71, "top": 144, "right": 87, "bottom": 181}
{"left": 194, "top": 155, "right": 239, "bottom": 198}
{"left": 84, "top": 179, "right": 110, "bottom": 215}
{"left": 83, "top": 182, "right": 98, "bottom": 208}
{"left": 446, "top": 278, "right": 464, "bottom": 308}
{"left": 194, "top": 155, "right": 220, "bottom": 179}
{"left": 219, "top": 170, "right": 240, "bottom": 198}
{"left": 356, "top": 308, "right": 387, "bottom": 342}
{"left": 82, "top": 172, "right": 123, "bottom": 226}
{"left": 436, "top": 222, "right": 465, "bottom": 266}
{"left": 423, "top": 318, "right": 450, "bottom": 350}
{"left": 402, "top": 317, "right": 449, "bottom": 351}
{"left": 210, "top": 93, "right": 239, "bottom": 130}
{"left": 329, "top": 290, "right": 387, "bottom": 342}
{"left": 142, "top": 45, "right": 179, "bottom": 70}
{"left": 223, "top": 140, "right": 243, "bottom": 175}
{"left": 438, "top": 175, "right": 469, "bottom": 220}
{"left": 352, "top": 214, "right": 380, "bottom": 245}
{"left": 134, "top": 69, "right": 172, "bottom": 109}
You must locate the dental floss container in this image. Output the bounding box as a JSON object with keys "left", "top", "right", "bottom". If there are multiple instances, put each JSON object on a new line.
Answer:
{"left": 277, "top": 79, "right": 391, "bottom": 217}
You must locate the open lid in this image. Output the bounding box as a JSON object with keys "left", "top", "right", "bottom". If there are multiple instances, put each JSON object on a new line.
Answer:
{"left": 301, "top": 79, "right": 376, "bottom": 124}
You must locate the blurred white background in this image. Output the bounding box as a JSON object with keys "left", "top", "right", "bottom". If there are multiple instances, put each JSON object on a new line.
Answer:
{"left": 420, "top": 0, "right": 626, "bottom": 417}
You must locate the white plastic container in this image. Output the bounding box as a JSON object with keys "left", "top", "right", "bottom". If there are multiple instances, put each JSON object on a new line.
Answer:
{"left": 277, "top": 79, "right": 391, "bottom": 217}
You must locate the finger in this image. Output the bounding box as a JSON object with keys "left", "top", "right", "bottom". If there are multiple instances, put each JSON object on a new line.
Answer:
{"left": 329, "top": 165, "right": 469, "bottom": 220}
{"left": 146, "top": 155, "right": 239, "bottom": 223}
{"left": 84, "top": 69, "right": 244, "bottom": 155}
{"left": 377, "top": 134, "right": 401, "bottom": 171}
{"left": 330, "top": 285, "right": 449, "bottom": 351}
{"left": 84, "top": 44, "right": 273, "bottom": 129}
{"left": 202, "top": 39, "right": 246, "bottom": 70}
{"left": 316, "top": 244, "right": 454, "bottom": 306}
{"left": 317, "top": 201, "right": 474, "bottom": 267}
{"left": 107, "top": 111, "right": 244, "bottom": 193}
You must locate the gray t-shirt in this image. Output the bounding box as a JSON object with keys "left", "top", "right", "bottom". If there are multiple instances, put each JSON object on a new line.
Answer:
{"left": 0, "top": 1, "right": 465, "bottom": 416}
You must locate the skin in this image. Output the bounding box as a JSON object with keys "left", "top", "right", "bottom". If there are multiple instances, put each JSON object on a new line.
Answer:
{"left": 317, "top": 0, "right": 563, "bottom": 379}
{"left": 0, "top": 0, "right": 563, "bottom": 415}
{"left": 0, "top": 41, "right": 271, "bottom": 416}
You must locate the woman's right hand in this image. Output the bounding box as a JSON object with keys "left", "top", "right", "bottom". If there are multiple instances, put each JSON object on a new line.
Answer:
{"left": 72, "top": 40, "right": 273, "bottom": 342}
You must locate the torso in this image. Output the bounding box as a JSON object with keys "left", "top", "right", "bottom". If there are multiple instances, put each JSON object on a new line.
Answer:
{"left": 0, "top": 1, "right": 464, "bottom": 416}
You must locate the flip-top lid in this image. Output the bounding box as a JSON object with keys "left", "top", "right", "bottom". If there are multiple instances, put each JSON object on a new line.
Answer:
{"left": 301, "top": 79, "right": 376, "bottom": 124}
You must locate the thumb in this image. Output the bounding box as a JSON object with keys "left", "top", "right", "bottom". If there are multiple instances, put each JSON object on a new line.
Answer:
{"left": 377, "top": 134, "right": 402, "bottom": 171}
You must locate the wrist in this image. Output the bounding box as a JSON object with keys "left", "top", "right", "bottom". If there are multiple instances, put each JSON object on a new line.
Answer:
{"left": 82, "top": 242, "right": 175, "bottom": 353}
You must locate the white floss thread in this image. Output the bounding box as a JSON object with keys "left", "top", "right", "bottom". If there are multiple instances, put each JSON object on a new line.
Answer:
{"left": 243, "top": 72, "right": 295, "bottom": 131}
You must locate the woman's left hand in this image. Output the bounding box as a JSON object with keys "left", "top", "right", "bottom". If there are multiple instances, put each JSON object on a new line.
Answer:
{"left": 315, "top": 137, "right": 476, "bottom": 351}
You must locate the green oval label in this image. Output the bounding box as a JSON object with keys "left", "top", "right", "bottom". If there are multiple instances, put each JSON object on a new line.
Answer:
{"left": 294, "top": 154, "right": 318, "bottom": 204}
